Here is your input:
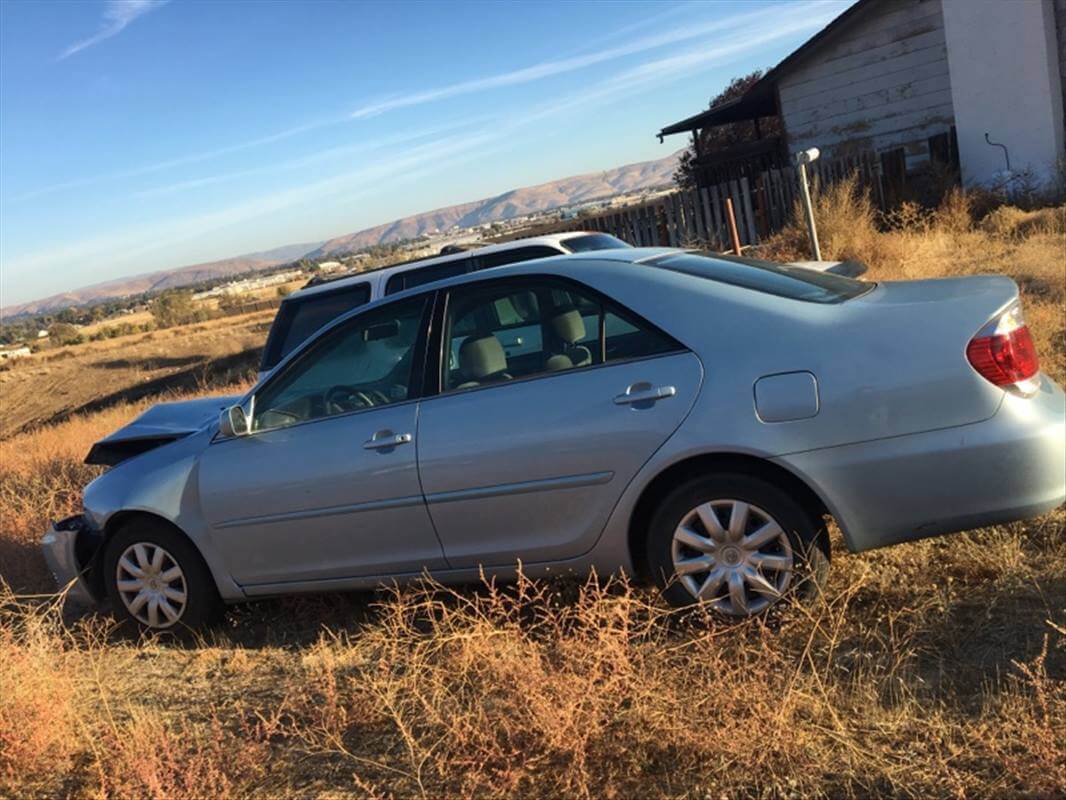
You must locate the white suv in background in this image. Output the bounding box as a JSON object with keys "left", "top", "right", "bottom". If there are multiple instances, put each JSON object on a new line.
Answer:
{"left": 258, "top": 232, "right": 629, "bottom": 377}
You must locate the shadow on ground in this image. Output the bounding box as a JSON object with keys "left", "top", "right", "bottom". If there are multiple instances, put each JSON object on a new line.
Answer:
{"left": 47, "top": 347, "right": 260, "bottom": 428}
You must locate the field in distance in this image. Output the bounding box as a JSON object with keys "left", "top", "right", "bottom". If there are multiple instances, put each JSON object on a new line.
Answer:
{"left": 0, "top": 309, "right": 269, "bottom": 439}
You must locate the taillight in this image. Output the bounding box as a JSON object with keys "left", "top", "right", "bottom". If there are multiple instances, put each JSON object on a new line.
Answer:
{"left": 966, "top": 302, "right": 1040, "bottom": 394}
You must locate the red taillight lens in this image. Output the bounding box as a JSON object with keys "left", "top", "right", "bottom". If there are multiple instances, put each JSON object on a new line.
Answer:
{"left": 967, "top": 306, "right": 1040, "bottom": 388}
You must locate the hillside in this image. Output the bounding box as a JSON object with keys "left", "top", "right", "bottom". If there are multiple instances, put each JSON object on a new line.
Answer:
{"left": 2, "top": 150, "right": 681, "bottom": 318}
{"left": 2, "top": 241, "right": 324, "bottom": 318}
{"left": 307, "top": 150, "right": 682, "bottom": 257}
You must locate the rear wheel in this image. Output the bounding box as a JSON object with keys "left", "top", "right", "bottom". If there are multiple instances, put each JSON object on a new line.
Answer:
{"left": 102, "top": 518, "right": 220, "bottom": 632}
{"left": 645, "top": 474, "right": 829, "bottom": 615}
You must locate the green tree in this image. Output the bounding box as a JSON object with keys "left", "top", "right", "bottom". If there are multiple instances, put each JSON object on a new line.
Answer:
{"left": 673, "top": 70, "right": 781, "bottom": 190}
{"left": 152, "top": 290, "right": 203, "bottom": 328}
{"left": 48, "top": 322, "right": 82, "bottom": 345}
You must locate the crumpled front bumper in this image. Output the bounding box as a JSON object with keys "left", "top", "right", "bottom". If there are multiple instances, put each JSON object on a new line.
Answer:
{"left": 41, "top": 515, "right": 102, "bottom": 606}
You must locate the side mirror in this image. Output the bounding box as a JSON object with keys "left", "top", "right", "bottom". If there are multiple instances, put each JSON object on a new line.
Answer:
{"left": 218, "top": 403, "right": 250, "bottom": 439}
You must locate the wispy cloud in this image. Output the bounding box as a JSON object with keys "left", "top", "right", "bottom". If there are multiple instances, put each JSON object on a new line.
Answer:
{"left": 58, "top": 0, "right": 167, "bottom": 60}
{"left": 348, "top": 1, "right": 843, "bottom": 120}
{"left": 5, "top": 0, "right": 841, "bottom": 293}
{"left": 15, "top": 0, "right": 844, "bottom": 202}
{"left": 131, "top": 116, "right": 492, "bottom": 198}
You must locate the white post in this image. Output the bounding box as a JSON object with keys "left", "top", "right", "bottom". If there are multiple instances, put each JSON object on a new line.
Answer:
{"left": 795, "top": 148, "right": 821, "bottom": 262}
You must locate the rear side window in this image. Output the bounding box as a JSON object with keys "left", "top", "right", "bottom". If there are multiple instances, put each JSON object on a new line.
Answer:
{"left": 385, "top": 259, "right": 472, "bottom": 295}
{"left": 261, "top": 282, "right": 371, "bottom": 372}
{"left": 648, "top": 252, "right": 869, "bottom": 304}
{"left": 440, "top": 278, "right": 682, "bottom": 392}
{"left": 562, "top": 233, "right": 631, "bottom": 252}
{"left": 471, "top": 245, "right": 562, "bottom": 269}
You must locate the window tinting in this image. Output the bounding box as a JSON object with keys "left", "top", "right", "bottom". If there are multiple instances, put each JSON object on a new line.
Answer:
{"left": 562, "top": 233, "right": 631, "bottom": 252}
{"left": 441, "top": 278, "right": 681, "bottom": 392}
{"left": 253, "top": 296, "right": 427, "bottom": 432}
{"left": 472, "top": 245, "right": 561, "bottom": 269}
{"left": 648, "top": 252, "right": 870, "bottom": 304}
{"left": 385, "top": 259, "right": 472, "bottom": 295}
{"left": 261, "top": 282, "right": 371, "bottom": 372}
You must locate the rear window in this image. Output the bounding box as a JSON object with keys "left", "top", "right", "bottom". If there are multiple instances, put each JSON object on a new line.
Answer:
{"left": 648, "top": 252, "right": 870, "bottom": 304}
{"left": 562, "top": 233, "right": 631, "bottom": 253}
{"left": 260, "top": 282, "right": 371, "bottom": 372}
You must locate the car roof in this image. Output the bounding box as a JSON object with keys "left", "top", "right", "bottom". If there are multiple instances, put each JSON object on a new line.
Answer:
{"left": 291, "top": 231, "right": 612, "bottom": 300}
{"left": 352, "top": 247, "right": 668, "bottom": 307}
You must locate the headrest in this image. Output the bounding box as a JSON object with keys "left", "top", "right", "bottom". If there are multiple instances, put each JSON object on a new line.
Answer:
{"left": 510, "top": 291, "right": 538, "bottom": 322}
{"left": 550, "top": 308, "right": 586, "bottom": 345}
{"left": 459, "top": 335, "right": 507, "bottom": 379}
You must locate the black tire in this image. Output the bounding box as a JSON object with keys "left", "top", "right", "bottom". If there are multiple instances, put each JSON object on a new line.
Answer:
{"left": 102, "top": 517, "right": 221, "bottom": 633}
{"left": 645, "top": 473, "right": 829, "bottom": 614}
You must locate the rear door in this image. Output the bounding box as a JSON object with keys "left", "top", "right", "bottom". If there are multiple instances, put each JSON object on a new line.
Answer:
{"left": 417, "top": 276, "right": 702, "bottom": 567}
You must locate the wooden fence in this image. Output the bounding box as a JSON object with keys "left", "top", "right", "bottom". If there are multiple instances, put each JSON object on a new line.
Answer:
{"left": 553, "top": 152, "right": 883, "bottom": 251}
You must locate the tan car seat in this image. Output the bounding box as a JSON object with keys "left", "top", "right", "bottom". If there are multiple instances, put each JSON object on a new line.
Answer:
{"left": 457, "top": 335, "right": 512, "bottom": 389}
{"left": 545, "top": 307, "right": 593, "bottom": 372}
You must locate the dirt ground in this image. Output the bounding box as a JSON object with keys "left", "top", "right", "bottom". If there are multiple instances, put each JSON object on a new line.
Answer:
{"left": 0, "top": 309, "right": 271, "bottom": 438}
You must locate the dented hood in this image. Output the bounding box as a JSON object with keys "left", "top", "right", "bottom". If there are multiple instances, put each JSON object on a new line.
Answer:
{"left": 85, "top": 394, "right": 240, "bottom": 466}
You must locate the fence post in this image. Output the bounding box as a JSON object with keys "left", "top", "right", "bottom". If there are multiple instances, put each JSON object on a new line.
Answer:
{"left": 724, "top": 197, "right": 742, "bottom": 255}
{"left": 795, "top": 149, "right": 822, "bottom": 261}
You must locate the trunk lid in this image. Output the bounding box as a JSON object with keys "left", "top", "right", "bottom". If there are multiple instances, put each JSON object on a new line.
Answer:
{"left": 804, "top": 275, "right": 1021, "bottom": 445}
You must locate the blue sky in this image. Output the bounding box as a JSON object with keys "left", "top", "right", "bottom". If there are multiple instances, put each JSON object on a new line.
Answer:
{"left": 0, "top": 0, "right": 848, "bottom": 308}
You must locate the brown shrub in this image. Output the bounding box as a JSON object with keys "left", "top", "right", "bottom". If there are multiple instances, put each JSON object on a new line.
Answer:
{"left": 0, "top": 591, "right": 79, "bottom": 790}
{"left": 980, "top": 204, "right": 1066, "bottom": 239}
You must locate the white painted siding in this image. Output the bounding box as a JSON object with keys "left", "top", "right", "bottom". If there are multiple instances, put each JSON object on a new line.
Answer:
{"left": 942, "top": 0, "right": 1065, "bottom": 186}
{"left": 777, "top": 0, "right": 954, "bottom": 170}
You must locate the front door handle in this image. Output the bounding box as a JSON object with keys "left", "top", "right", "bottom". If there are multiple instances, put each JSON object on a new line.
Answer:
{"left": 614, "top": 384, "right": 677, "bottom": 405}
{"left": 363, "top": 431, "right": 413, "bottom": 450}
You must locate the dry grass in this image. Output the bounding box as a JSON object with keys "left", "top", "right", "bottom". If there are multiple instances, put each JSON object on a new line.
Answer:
{"left": 0, "top": 192, "right": 1064, "bottom": 797}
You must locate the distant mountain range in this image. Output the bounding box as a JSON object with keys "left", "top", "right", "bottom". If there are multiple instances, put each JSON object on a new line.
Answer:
{"left": 3, "top": 150, "right": 682, "bottom": 318}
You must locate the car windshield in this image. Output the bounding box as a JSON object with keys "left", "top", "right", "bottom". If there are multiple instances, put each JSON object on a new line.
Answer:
{"left": 562, "top": 233, "right": 631, "bottom": 252}
{"left": 647, "top": 251, "right": 870, "bottom": 304}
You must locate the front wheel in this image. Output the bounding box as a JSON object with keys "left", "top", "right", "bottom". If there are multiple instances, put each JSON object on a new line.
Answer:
{"left": 102, "top": 519, "right": 220, "bottom": 632}
{"left": 645, "top": 474, "right": 829, "bottom": 615}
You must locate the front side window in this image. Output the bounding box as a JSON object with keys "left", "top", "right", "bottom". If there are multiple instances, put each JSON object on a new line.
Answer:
{"left": 261, "top": 283, "right": 372, "bottom": 372}
{"left": 441, "top": 279, "right": 681, "bottom": 392}
{"left": 252, "top": 296, "right": 428, "bottom": 431}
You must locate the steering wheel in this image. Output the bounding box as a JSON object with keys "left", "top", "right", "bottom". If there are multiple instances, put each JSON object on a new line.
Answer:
{"left": 324, "top": 385, "right": 375, "bottom": 415}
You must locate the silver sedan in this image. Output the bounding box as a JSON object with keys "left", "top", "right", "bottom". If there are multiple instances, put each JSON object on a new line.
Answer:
{"left": 43, "top": 249, "right": 1066, "bottom": 630}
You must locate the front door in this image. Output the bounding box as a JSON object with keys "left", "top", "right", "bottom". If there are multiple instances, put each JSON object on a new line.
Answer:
{"left": 199, "top": 295, "right": 445, "bottom": 586}
{"left": 417, "top": 277, "right": 702, "bottom": 567}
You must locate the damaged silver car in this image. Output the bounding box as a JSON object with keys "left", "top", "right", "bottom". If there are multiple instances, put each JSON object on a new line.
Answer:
{"left": 44, "top": 249, "right": 1066, "bottom": 631}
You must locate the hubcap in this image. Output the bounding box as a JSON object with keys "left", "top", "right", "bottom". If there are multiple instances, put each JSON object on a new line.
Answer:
{"left": 670, "top": 499, "right": 794, "bottom": 616}
{"left": 115, "top": 543, "right": 187, "bottom": 629}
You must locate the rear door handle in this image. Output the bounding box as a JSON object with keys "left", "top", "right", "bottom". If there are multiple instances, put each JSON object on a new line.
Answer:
{"left": 613, "top": 384, "right": 677, "bottom": 405}
{"left": 363, "top": 431, "right": 413, "bottom": 450}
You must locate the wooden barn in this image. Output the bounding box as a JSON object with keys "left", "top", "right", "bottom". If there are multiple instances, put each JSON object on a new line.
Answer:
{"left": 659, "top": 0, "right": 1066, "bottom": 196}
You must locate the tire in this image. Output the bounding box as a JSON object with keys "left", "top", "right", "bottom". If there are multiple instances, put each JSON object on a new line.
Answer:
{"left": 645, "top": 473, "right": 829, "bottom": 615}
{"left": 102, "top": 518, "right": 221, "bottom": 632}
